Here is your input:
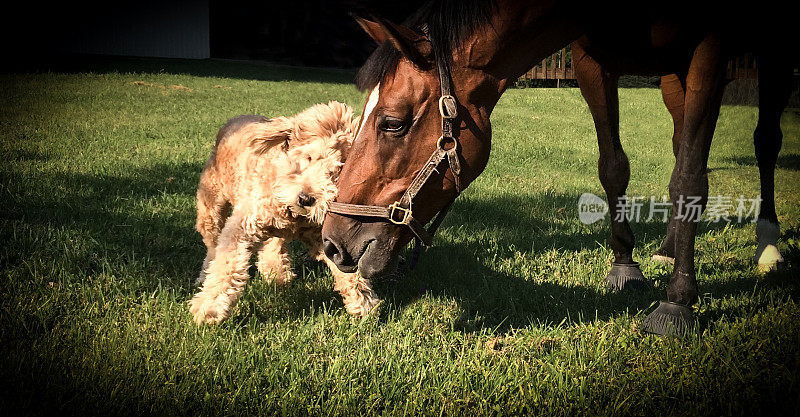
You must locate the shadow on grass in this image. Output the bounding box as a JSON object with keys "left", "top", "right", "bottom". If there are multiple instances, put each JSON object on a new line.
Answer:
{"left": 1, "top": 161, "right": 205, "bottom": 289}
{"left": 721, "top": 153, "right": 800, "bottom": 171}
{"left": 4, "top": 161, "right": 795, "bottom": 330}
{"left": 7, "top": 54, "right": 356, "bottom": 85}
{"left": 693, "top": 237, "right": 800, "bottom": 331}
{"left": 380, "top": 238, "right": 799, "bottom": 335}
{"left": 377, "top": 241, "right": 660, "bottom": 332}
{"left": 1, "top": 148, "right": 51, "bottom": 162}
{"left": 370, "top": 192, "right": 780, "bottom": 333}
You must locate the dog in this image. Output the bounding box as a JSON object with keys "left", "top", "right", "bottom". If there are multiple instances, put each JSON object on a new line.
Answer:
{"left": 190, "top": 101, "right": 379, "bottom": 324}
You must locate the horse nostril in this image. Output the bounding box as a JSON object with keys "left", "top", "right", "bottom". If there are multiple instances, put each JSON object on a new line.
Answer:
{"left": 323, "top": 238, "right": 356, "bottom": 272}
{"left": 298, "top": 192, "right": 316, "bottom": 207}
{"left": 322, "top": 239, "right": 338, "bottom": 260}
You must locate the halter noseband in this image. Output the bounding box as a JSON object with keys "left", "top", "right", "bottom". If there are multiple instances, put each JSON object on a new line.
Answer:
{"left": 327, "top": 30, "right": 462, "bottom": 247}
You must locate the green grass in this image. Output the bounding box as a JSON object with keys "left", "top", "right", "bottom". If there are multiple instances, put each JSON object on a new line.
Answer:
{"left": 1, "top": 58, "right": 799, "bottom": 416}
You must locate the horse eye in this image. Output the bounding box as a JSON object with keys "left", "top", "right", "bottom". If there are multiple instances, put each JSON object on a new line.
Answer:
{"left": 378, "top": 116, "right": 406, "bottom": 134}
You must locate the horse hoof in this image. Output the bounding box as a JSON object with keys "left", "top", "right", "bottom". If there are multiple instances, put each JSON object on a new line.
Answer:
{"left": 757, "top": 259, "right": 783, "bottom": 274}
{"left": 641, "top": 301, "right": 695, "bottom": 337}
{"left": 756, "top": 244, "right": 783, "bottom": 273}
{"left": 605, "top": 262, "right": 648, "bottom": 291}
{"left": 755, "top": 219, "right": 783, "bottom": 273}
{"left": 651, "top": 253, "right": 675, "bottom": 265}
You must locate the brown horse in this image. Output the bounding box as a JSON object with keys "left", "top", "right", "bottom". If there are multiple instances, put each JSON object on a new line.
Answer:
{"left": 322, "top": 0, "right": 796, "bottom": 335}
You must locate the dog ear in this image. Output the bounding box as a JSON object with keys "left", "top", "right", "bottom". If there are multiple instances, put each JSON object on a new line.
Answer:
{"left": 353, "top": 15, "right": 432, "bottom": 70}
{"left": 249, "top": 117, "right": 293, "bottom": 154}
{"left": 350, "top": 115, "right": 361, "bottom": 139}
{"left": 342, "top": 114, "right": 359, "bottom": 150}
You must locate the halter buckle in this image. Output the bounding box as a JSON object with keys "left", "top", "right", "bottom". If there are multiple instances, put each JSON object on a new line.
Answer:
{"left": 388, "top": 201, "right": 412, "bottom": 225}
{"left": 438, "top": 95, "right": 457, "bottom": 119}
{"left": 437, "top": 135, "right": 458, "bottom": 151}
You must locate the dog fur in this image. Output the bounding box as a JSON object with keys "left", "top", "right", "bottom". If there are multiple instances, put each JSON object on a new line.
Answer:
{"left": 190, "top": 101, "right": 379, "bottom": 324}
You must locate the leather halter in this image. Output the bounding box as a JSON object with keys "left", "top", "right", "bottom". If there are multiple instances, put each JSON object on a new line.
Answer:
{"left": 327, "top": 32, "right": 462, "bottom": 247}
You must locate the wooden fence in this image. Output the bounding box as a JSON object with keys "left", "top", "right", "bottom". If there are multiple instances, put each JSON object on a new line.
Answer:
{"left": 519, "top": 46, "right": 763, "bottom": 82}
{"left": 726, "top": 53, "right": 758, "bottom": 79}
{"left": 521, "top": 47, "right": 574, "bottom": 81}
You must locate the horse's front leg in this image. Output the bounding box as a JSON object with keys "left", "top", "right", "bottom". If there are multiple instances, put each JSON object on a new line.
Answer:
{"left": 573, "top": 41, "right": 647, "bottom": 291}
{"left": 642, "top": 35, "right": 727, "bottom": 336}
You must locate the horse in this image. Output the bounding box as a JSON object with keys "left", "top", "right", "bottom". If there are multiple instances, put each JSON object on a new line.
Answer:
{"left": 322, "top": 0, "right": 796, "bottom": 336}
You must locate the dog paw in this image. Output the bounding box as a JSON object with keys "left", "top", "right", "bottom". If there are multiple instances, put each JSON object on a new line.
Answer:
{"left": 189, "top": 292, "right": 231, "bottom": 325}
{"left": 344, "top": 292, "right": 381, "bottom": 317}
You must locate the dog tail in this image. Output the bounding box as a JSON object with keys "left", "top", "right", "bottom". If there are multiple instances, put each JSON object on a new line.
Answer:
{"left": 214, "top": 114, "right": 293, "bottom": 155}
{"left": 216, "top": 115, "right": 270, "bottom": 146}
{"left": 246, "top": 117, "right": 294, "bottom": 154}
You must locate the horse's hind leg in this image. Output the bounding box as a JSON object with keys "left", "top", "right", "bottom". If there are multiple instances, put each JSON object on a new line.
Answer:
{"left": 642, "top": 35, "right": 727, "bottom": 336}
{"left": 663, "top": 73, "right": 688, "bottom": 159}
{"left": 652, "top": 73, "right": 686, "bottom": 265}
{"left": 573, "top": 41, "right": 647, "bottom": 291}
{"left": 752, "top": 58, "right": 791, "bottom": 272}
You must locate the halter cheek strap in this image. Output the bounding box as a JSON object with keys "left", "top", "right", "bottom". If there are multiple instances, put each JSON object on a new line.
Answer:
{"left": 327, "top": 28, "right": 462, "bottom": 248}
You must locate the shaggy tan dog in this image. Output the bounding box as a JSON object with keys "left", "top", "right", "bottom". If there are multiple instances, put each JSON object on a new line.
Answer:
{"left": 190, "top": 101, "right": 379, "bottom": 324}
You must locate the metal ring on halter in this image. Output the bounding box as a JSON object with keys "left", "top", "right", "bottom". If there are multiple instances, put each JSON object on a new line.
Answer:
{"left": 437, "top": 135, "right": 458, "bottom": 151}
{"left": 388, "top": 201, "right": 412, "bottom": 225}
{"left": 438, "top": 95, "right": 457, "bottom": 119}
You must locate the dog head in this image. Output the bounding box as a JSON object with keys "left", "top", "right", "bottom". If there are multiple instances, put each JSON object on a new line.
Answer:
{"left": 271, "top": 101, "right": 357, "bottom": 224}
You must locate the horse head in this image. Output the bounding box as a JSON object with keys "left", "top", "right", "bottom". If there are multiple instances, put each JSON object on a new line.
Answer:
{"left": 321, "top": 15, "right": 495, "bottom": 278}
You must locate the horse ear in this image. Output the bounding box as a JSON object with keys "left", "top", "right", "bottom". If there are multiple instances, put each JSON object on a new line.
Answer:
{"left": 354, "top": 15, "right": 432, "bottom": 70}
{"left": 353, "top": 15, "right": 390, "bottom": 45}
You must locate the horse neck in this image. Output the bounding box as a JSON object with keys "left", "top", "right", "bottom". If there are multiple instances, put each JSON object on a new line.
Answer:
{"left": 451, "top": 0, "right": 584, "bottom": 113}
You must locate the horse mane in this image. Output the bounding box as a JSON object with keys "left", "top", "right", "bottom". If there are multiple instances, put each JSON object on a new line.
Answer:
{"left": 354, "top": 0, "right": 496, "bottom": 91}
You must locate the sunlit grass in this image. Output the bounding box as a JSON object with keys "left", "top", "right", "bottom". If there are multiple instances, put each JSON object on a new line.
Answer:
{"left": 1, "top": 58, "right": 799, "bottom": 416}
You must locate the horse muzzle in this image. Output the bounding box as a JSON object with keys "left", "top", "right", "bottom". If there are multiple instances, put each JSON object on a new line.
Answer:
{"left": 322, "top": 214, "right": 402, "bottom": 278}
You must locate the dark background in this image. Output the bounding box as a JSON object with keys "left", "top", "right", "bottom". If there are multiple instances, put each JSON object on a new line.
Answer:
{"left": 2, "top": 0, "right": 421, "bottom": 70}
{"left": 209, "top": 0, "right": 419, "bottom": 68}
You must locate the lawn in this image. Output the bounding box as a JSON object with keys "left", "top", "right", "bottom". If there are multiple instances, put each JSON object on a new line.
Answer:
{"left": 1, "top": 58, "right": 799, "bottom": 416}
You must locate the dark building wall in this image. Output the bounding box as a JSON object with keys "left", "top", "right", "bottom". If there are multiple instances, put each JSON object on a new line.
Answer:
{"left": 5, "top": 1, "right": 210, "bottom": 60}
{"left": 60, "top": 1, "right": 211, "bottom": 59}
{"left": 210, "top": 0, "right": 421, "bottom": 68}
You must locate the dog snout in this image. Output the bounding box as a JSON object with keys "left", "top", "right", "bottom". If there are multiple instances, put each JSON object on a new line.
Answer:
{"left": 322, "top": 237, "right": 357, "bottom": 273}
{"left": 298, "top": 191, "right": 316, "bottom": 207}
